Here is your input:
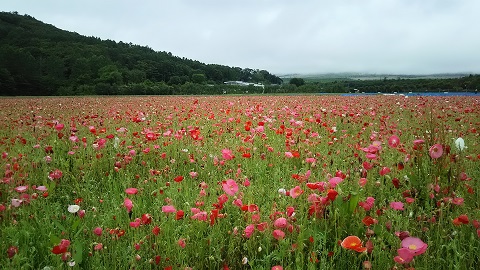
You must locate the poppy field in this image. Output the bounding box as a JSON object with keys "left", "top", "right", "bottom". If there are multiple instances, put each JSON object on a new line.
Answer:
{"left": 1, "top": 95, "right": 479, "bottom": 269}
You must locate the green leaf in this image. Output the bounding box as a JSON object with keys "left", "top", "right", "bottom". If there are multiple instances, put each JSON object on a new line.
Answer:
{"left": 348, "top": 193, "right": 360, "bottom": 215}
{"left": 71, "top": 218, "right": 81, "bottom": 231}
{"left": 49, "top": 234, "right": 61, "bottom": 246}
{"left": 73, "top": 241, "right": 83, "bottom": 264}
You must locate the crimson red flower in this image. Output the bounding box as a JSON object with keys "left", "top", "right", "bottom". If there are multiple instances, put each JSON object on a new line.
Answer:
{"left": 51, "top": 239, "right": 70, "bottom": 255}
{"left": 174, "top": 175, "right": 184, "bottom": 183}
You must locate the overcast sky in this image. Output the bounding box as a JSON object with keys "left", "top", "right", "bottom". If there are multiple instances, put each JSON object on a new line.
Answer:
{"left": 3, "top": 0, "right": 480, "bottom": 75}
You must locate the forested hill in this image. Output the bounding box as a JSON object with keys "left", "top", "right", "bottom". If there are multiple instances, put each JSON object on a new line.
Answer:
{"left": 0, "top": 11, "right": 283, "bottom": 96}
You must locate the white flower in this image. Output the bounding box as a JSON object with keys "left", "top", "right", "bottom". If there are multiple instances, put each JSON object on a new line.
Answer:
{"left": 455, "top": 137, "right": 466, "bottom": 151}
{"left": 278, "top": 188, "right": 287, "bottom": 195}
{"left": 242, "top": 256, "right": 248, "bottom": 265}
{"left": 68, "top": 204, "right": 80, "bottom": 213}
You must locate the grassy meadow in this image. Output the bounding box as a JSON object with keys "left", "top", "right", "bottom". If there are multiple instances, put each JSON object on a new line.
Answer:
{"left": 0, "top": 95, "right": 479, "bottom": 269}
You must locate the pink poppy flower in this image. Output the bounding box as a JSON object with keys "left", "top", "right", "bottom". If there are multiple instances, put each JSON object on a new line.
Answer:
{"left": 48, "top": 169, "right": 63, "bottom": 180}
{"left": 272, "top": 229, "right": 285, "bottom": 240}
{"left": 244, "top": 224, "right": 255, "bottom": 238}
{"left": 222, "top": 179, "right": 239, "bottom": 196}
{"left": 358, "top": 178, "right": 367, "bottom": 187}
{"left": 413, "top": 139, "right": 425, "bottom": 145}
{"left": 272, "top": 265, "right": 283, "bottom": 270}
{"left": 130, "top": 218, "right": 141, "bottom": 228}
{"left": 401, "top": 237, "right": 428, "bottom": 256}
{"left": 328, "top": 177, "right": 343, "bottom": 188}
{"left": 162, "top": 205, "right": 176, "bottom": 213}
{"left": 285, "top": 152, "right": 294, "bottom": 158}
{"left": 35, "top": 186, "right": 48, "bottom": 192}
{"left": 379, "top": 167, "right": 391, "bottom": 176}
{"left": 390, "top": 201, "right": 404, "bottom": 211}
{"left": 274, "top": 217, "right": 288, "bottom": 228}
{"left": 93, "top": 227, "right": 103, "bottom": 236}
{"left": 125, "top": 188, "right": 138, "bottom": 195}
{"left": 11, "top": 198, "right": 23, "bottom": 207}
{"left": 178, "top": 238, "right": 186, "bottom": 248}
{"left": 429, "top": 144, "right": 443, "bottom": 159}
{"left": 388, "top": 135, "right": 400, "bottom": 148}
{"left": 14, "top": 186, "right": 28, "bottom": 193}
{"left": 124, "top": 198, "right": 133, "bottom": 212}
{"left": 222, "top": 148, "right": 234, "bottom": 160}
{"left": 290, "top": 186, "right": 303, "bottom": 198}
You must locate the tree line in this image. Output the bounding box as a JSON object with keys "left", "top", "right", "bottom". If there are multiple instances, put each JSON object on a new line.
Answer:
{"left": 285, "top": 75, "right": 480, "bottom": 94}
{"left": 0, "top": 12, "right": 282, "bottom": 96}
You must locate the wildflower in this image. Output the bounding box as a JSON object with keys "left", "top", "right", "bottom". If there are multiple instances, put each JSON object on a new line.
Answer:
{"left": 124, "top": 198, "right": 133, "bottom": 213}
{"left": 328, "top": 177, "right": 343, "bottom": 188}
{"left": 67, "top": 205, "right": 80, "bottom": 213}
{"left": 11, "top": 199, "right": 23, "bottom": 208}
{"left": 272, "top": 230, "right": 285, "bottom": 240}
{"left": 453, "top": 214, "right": 469, "bottom": 225}
{"left": 51, "top": 239, "right": 71, "bottom": 255}
{"left": 48, "top": 169, "right": 62, "bottom": 180}
{"left": 272, "top": 266, "right": 283, "bottom": 270}
{"left": 222, "top": 148, "right": 234, "bottom": 160}
{"left": 178, "top": 238, "right": 186, "bottom": 249}
{"left": 400, "top": 237, "right": 428, "bottom": 256}
{"left": 390, "top": 201, "right": 404, "bottom": 211}
{"left": 290, "top": 186, "right": 303, "bottom": 198}
{"left": 7, "top": 246, "right": 19, "bottom": 258}
{"left": 93, "top": 227, "right": 103, "bottom": 236}
{"left": 244, "top": 224, "right": 255, "bottom": 238}
{"left": 455, "top": 137, "right": 466, "bottom": 151}
{"left": 388, "top": 135, "right": 400, "bottom": 148}
{"left": 125, "top": 188, "right": 138, "bottom": 195}
{"left": 162, "top": 205, "right": 176, "bottom": 213}
{"left": 341, "top": 236, "right": 367, "bottom": 252}
{"left": 358, "top": 197, "right": 375, "bottom": 211}
{"left": 429, "top": 144, "right": 443, "bottom": 159}
{"left": 94, "top": 243, "right": 103, "bottom": 251}
{"left": 222, "top": 179, "right": 239, "bottom": 196}
{"left": 358, "top": 178, "right": 367, "bottom": 187}
{"left": 14, "top": 186, "right": 28, "bottom": 193}
{"left": 379, "top": 166, "right": 391, "bottom": 176}
{"left": 274, "top": 217, "right": 288, "bottom": 228}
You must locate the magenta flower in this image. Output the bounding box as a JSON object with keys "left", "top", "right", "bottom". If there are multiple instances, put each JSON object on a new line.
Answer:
{"left": 290, "top": 186, "right": 304, "bottom": 198}
{"left": 124, "top": 198, "right": 133, "bottom": 212}
{"left": 244, "top": 224, "right": 255, "bottom": 238}
{"left": 429, "top": 144, "right": 443, "bottom": 159}
{"left": 125, "top": 188, "right": 138, "bottom": 195}
{"left": 390, "top": 201, "right": 404, "bottom": 211}
{"left": 222, "top": 179, "right": 239, "bottom": 196}
{"left": 401, "top": 237, "right": 428, "bottom": 256}
{"left": 221, "top": 148, "right": 234, "bottom": 160}
{"left": 379, "top": 166, "right": 391, "bottom": 176}
{"left": 272, "top": 229, "right": 285, "bottom": 240}
{"left": 178, "top": 238, "right": 186, "bottom": 249}
{"left": 162, "top": 205, "right": 176, "bottom": 213}
{"left": 93, "top": 227, "right": 103, "bottom": 236}
{"left": 328, "top": 177, "right": 343, "bottom": 188}
{"left": 274, "top": 217, "right": 288, "bottom": 228}
{"left": 388, "top": 135, "right": 400, "bottom": 148}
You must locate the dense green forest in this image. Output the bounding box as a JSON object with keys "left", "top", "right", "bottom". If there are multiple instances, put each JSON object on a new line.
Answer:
{"left": 0, "top": 11, "right": 282, "bottom": 96}
{"left": 1, "top": 11, "right": 479, "bottom": 96}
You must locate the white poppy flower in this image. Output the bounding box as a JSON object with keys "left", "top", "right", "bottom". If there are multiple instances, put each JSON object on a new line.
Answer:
{"left": 68, "top": 204, "right": 80, "bottom": 213}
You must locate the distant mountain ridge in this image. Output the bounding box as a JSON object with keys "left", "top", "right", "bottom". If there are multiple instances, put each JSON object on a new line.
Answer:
{"left": 279, "top": 72, "right": 471, "bottom": 80}
{"left": 0, "top": 11, "right": 282, "bottom": 96}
